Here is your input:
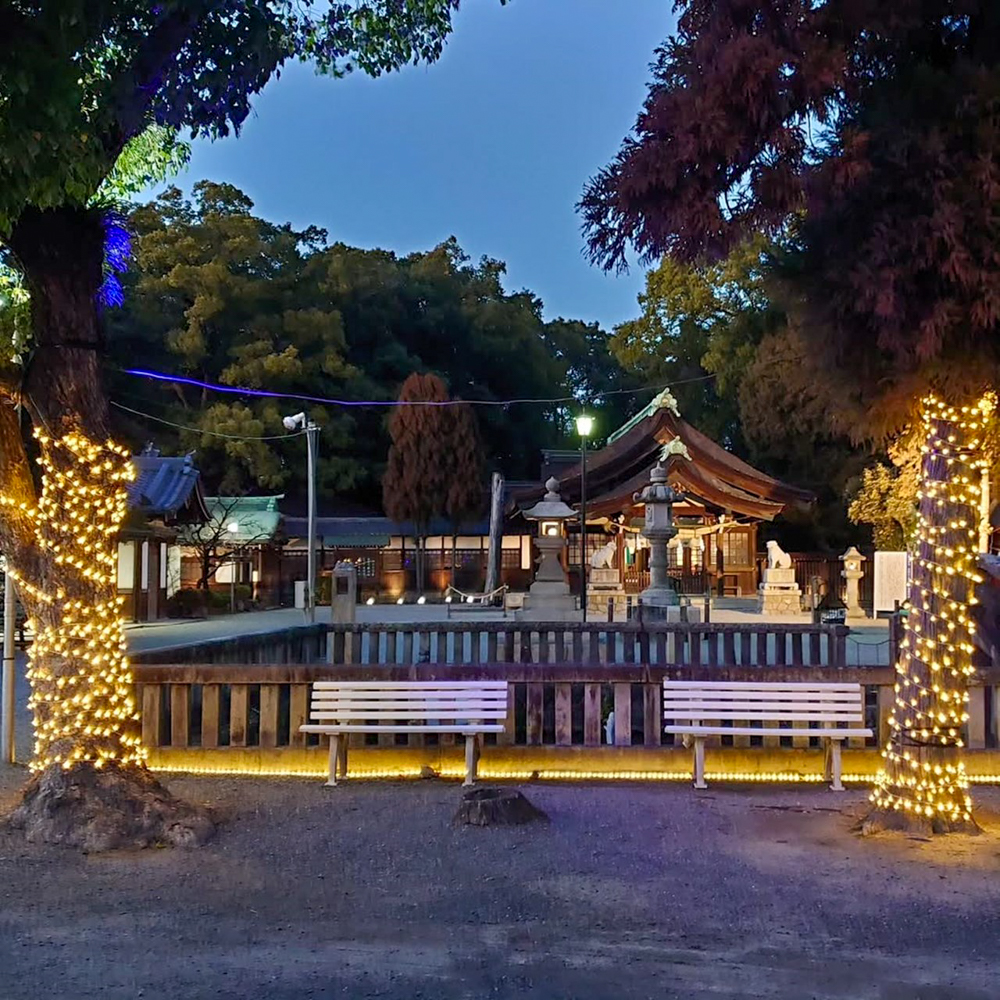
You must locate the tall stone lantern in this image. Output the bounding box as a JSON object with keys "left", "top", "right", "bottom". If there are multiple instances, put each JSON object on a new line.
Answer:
{"left": 634, "top": 461, "right": 684, "bottom": 615}
{"left": 520, "top": 477, "right": 579, "bottom": 620}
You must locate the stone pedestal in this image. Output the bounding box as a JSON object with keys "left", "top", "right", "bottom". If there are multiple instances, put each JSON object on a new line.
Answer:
{"left": 757, "top": 566, "right": 802, "bottom": 615}
{"left": 588, "top": 566, "right": 626, "bottom": 618}
{"left": 519, "top": 534, "right": 578, "bottom": 621}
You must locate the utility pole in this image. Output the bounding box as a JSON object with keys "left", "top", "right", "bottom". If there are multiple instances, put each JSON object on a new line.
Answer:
{"left": 283, "top": 412, "right": 320, "bottom": 623}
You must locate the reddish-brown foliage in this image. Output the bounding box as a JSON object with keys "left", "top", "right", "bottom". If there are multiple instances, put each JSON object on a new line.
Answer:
{"left": 582, "top": 1, "right": 1000, "bottom": 432}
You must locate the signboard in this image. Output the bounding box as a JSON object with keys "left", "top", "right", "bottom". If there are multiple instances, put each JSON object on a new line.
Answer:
{"left": 873, "top": 551, "right": 909, "bottom": 614}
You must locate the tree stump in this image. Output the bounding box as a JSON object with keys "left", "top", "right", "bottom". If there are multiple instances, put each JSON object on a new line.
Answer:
{"left": 4, "top": 763, "right": 215, "bottom": 852}
{"left": 453, "top": 787, "right": 548, "bottom": 826}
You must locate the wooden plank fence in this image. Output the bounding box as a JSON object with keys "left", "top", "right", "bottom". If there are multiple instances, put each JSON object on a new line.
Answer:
{"left": 324, "top": 622, "right": 852, "bottom": 669}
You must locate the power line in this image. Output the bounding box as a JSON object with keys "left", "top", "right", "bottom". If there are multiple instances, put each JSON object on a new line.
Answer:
{"left": 121, "top": 367, "right": 717, "bottom": 409}
{"left": 110, "top": 400, "right": 306, "bottom": 441}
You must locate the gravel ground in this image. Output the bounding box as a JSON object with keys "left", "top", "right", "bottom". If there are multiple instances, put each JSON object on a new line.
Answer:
{"left": 2, "top": 766, "right": 1000, "bottom": 1000}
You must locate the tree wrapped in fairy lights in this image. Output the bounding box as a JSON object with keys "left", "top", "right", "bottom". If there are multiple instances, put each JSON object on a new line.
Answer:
{"left": 869, "top": 397, "right": 993, "bottom": 832}
{"left": 0, "top": 1, "right": 470, "bottom": 850}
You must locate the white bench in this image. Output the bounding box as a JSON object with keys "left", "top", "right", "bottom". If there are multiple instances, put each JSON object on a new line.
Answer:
{"left": 300, "top": 680, "right": 507, "bottom": 787}
{"left": 663, "top": 680, "right": 872, "bottom": 791}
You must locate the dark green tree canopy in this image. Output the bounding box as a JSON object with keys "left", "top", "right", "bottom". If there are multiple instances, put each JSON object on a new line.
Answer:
{"left": 107, "top": 184, "right": 637, "bottom": 504}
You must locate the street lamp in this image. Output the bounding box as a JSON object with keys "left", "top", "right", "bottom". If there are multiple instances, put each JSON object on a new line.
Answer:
{"left": 575, "top": 413, "right": 594, "bottom": 622}
{"left": 284, "top": 411, "right": 320, "bottom": 623}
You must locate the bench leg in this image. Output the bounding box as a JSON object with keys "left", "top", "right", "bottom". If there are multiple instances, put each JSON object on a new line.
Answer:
{"left": 693, "top": 736, "right": 708, "bottom": 790}
{"left": 338, "top": 737, "right": 349, "bottom": 781}
{"left": 464, "top": 733, "right": 481, "bottom": 786}
{"left": 828, "top": 738, "right": 844, "bottom": 792}
{"left": 326, "top": 735, "right": 340, "bottom": 787}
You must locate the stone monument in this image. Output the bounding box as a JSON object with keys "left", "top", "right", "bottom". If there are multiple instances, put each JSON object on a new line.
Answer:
{"left": 331, "top": 561, "right": 358, "bottom": 624}
{"left": 518, "top": 478, "right": 578, "bottom": 620}
{"left": 757, "top": 540, "right": 802, "bottom": 614}
{"left": 841, "top": 545, "right": 867, "bottom": 620}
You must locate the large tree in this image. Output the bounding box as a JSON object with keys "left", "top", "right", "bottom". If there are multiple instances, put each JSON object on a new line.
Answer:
{"left": 0, "top": 0, "right": 473, "bottom": 849}
{"left": 582, "top": 0, "right": 1000, "bottom": 831}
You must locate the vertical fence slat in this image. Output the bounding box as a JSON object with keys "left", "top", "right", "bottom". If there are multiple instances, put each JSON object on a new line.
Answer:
{"left": 526, "top": 683, "right": 544, "bottom": 745}
{"left": 259, "top": 684, "right": 280, "bottom": 748}
{"left": 141, "top": 684, "right": 162, "bottom": 748}
{"left": 289, "top": 684, "right": 309, "bottom": 747}
{"left": 790, "top": 632, "right": 804, "bottom": 667}
{"left": 613, "top": 683, "right": 631, "bottom": 746}
{"left": 555, "top": 683, "right": 572, "bottom": 746}
{"left": 201, "top": 683, "right": 220, "bottom": 748}
{"left": 229, "top": 685, "right": 248, "bottom": 747}
{"left": 643, "top": 683, "right": 660, "bottom": 746}
{"left": 583, "top": 682, "right": 601, "bottom": 746}
{"left": 170, "top": 684, "right": 189, "bottom": 747}
{"left": 486, "top": 631, "right": 498, "bottom": 664}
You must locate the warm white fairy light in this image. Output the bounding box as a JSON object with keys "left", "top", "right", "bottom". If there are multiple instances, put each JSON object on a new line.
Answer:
{"left": 8, "top": 429, "right": 144, "bottom": 773}
{"left": 870, "top": 393, "right": 994, "bottom": 824}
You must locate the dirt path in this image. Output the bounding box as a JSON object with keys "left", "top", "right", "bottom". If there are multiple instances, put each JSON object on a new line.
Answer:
{"left": 2, "top": 774, "right": 999, "bottom": 999}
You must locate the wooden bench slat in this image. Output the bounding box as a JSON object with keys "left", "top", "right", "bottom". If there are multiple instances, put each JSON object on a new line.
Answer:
{"left": 662, "top": 681, "right": 862, "bottom": 691}
{"left": 301, "top": 724, "right": 506, "bottom": 733}
{"left": 312, "top": 681, "right": 506, "bottom": 690}
{"left": 309, "top": 711, "right": 506, "bottom": 720}
{"left": 663, "top": 725, "right": 872, "bottom": 737}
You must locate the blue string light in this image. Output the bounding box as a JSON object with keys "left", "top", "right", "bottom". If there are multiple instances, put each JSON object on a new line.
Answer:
{"left": 98, "top": 212, "right": 132, "bottom": 310}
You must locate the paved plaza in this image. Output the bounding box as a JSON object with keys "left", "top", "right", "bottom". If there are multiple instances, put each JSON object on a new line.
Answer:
{"left": 1, "top": 770, "right": 998, "bottom": 999}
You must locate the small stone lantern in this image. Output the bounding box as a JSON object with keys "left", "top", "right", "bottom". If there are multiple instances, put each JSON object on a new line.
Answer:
{"left": 841, "top": 545, "right": 867, "bottom": 619}
{"left": 520, "top": 477, "right": 579, "bottom": 619}
{"left": 634, "top": 462, "right": 684, "bottom": 616}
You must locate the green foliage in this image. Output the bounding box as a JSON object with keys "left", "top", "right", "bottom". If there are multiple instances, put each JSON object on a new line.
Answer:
{"left": 848, "top": 463, "right": 918, "bottom": 551}
{"left": 609, "top": 237, "right": 778, "bottom": 448}
{"left": 106, "top": 185, "right": 634, "bottom": 504}
{"left": 0, "top": 2, "right": 468, "bottom": 234}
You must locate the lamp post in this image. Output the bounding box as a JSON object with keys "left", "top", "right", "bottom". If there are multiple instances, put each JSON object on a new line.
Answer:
{"left": 284, "top": 411, "right": 320, "bottom": 623}
{"left": 576, "top": 413, "right": 594, "bottom": 622}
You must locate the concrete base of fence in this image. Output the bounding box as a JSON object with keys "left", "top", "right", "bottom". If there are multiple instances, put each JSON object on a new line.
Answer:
{"left": 145, "top": 745, "right": 1000, "bottom": 785}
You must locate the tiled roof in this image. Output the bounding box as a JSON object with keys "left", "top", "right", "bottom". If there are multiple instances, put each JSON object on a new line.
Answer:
{"left": 127, "top": 455, "right": 208, "bottom": 521}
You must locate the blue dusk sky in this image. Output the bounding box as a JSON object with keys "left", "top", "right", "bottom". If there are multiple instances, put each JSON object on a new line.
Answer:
{"left": 152, "top": 1, "right": 673, "bottom": 332}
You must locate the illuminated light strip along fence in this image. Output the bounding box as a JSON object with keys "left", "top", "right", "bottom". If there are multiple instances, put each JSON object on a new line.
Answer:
{"left": 148, "top": 761, "right": 878, "bottom": 784}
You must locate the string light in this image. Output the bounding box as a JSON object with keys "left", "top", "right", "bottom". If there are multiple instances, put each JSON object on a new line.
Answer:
{"left": 870, "top": 393, "right": 995, "bottom": 825}
{"left": 8, "top": 429, "right": 144, "bottom": 773}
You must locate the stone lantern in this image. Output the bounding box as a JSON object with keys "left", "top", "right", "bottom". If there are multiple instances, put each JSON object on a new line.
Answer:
{"left": 840, "top": 545, "right": 867, "bottom": 619}
{"left": 633, "top": 462, "right": 684, "bottom": 616}
{"left": 520, "top": 477, "right": 579, "bottom": 620}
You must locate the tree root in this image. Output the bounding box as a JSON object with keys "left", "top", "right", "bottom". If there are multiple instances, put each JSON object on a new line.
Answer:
{"left": 3, "top": 762, "right": 215, "bottom": 852}
{"left": 857, "top": 807, "right": 981, "bottom": 837}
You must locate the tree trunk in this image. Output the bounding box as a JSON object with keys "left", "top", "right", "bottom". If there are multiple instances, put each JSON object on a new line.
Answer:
{"left": 864, "top": 394, "right": 989, "bottom": 835}
{"left": 1, "top": 206, "right": 212, "bottom": 849}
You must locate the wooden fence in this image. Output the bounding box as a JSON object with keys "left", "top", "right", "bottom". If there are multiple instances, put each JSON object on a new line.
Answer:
{"left": 325, "top": 621, "right": 855, "bottom": 669}
{"left": 134, "top": 661, "right": 893, "bottom": 754}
